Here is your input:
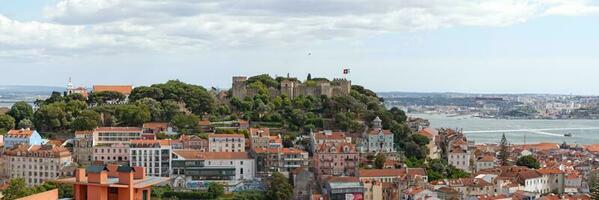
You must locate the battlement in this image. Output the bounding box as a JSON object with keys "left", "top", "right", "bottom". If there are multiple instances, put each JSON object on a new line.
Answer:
{"left": 231, "top": 74, "right": 350, "bottom": 99}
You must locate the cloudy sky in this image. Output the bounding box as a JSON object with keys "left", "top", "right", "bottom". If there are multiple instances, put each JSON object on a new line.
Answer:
{"left": 1, "top": 0, "right": 599, "bottom": 94}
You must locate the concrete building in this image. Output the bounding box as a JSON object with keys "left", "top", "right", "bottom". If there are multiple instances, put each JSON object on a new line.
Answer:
{"left": 448, "top": 146, "right": 471, "bottom": 172}
{"left": 3, "top": 129, "right": 43, "bottom": 149}
{"left": 313, "top": 142, "right": 359, "bottom": 177}
{"left": 4, "top": 144, "right": 74, "bottom": 186}
{"left": 91, "top": 127, "right": 144, "bottom": 146}
{"left": 251, "top": 147, "right": 309, "bottom": 177}
{"left": 417, "top": 128, "right": 440, "bottom": 159}
{"left": 323, "top": 177, "right": 364, "bottom": 200}
{"left": 517, "top": 170, "right": 548, "bottom": 194}
{"left": 171, "top": 150, "right": 255, "bottom": 191}
{"left": 231, "top": 75, "right": 351, "bottom": 99}
{"left": 177, "top": 134, "right": 208, "bottom": 151}
{"left": 249, "top": 128, "right": 283, "bottom": 149}
{"left": 363, "top": 117, "right": 394, "bottom": 153}
{"left": 476, "top": 155, "right": 497, "bottom": 172}
{"left": 536, "top": 168, "right": 565, "bottom": 194}
{"left": 93, "top": 143, "right": 130, "bottom": 165}
{"left": 309, "top": 130, "right": 349, "bottom": 153}
{"left": 73, "top": 131, "right": 94, "bottom": 166}
{"left": 208, "top": 134, "right": 245, "bottom": 152}
{"left": 56, "top": 164, "right": 169, "bottom": 200}
{"left": 129, "top": 140, "right": 172, "bottom": 177}
{"left": 142, "top": 122, "right": 177, "bottom": 135}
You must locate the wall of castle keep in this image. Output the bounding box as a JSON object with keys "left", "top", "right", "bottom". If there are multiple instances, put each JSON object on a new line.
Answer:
{"left": 231, "top": 76, "right": 350, "bottom": 99}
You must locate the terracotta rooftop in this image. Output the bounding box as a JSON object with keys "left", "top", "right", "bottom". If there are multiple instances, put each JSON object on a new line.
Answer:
{"left": 478, "top": 155, "right": 496, "bottom": 162}
{"left": 359, "top": 169, "right": 405, "bottom": 177}
{"left": 4, "top": 144, "right": 71, "bottom": 158}
{"left": 537, "top": 168, "right": 563, "bottom": 175}
{"left": 249, "top": 128, "right": 270, "bottom": 137}
{"left": 208, "top": 134, "right": 244, "bottom": 138}
{"left": 173, "top": 150, "right": 250, "bottom": 160}
{"left": 417, "top": 128, "right": 438, "bottom": 139}
{"left": 94, "top": 127, "right": 143, "bottom": 132}
{"left": 6, "top": 129, "right": 35, "bottom": 137}
{"left": 314, "top": 131, "right": 346, "bottom": 140}
{"left": 130, "top": 139, "right": 171, "bottom": 146}
{"left": 253, "top": 148, "right": 306, "bottom": 154}
{"left": 93, "top": 85, "right": 133, "bottom": 95}
{"left": 142, "top": 122, "right": 168, "bottom": 129}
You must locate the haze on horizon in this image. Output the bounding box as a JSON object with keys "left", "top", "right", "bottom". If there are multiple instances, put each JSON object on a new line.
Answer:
{"left": 1, "top": 0, "right": 599, "bottom": 95}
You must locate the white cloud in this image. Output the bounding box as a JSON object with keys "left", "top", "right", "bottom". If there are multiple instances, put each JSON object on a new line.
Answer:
{"left": 0, "top": 0, "right": 598, "bottom": 60}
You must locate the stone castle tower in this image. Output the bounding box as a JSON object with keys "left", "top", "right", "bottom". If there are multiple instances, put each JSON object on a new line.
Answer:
{"left": 230, "top": 75, "right": 351, "bottom": 99}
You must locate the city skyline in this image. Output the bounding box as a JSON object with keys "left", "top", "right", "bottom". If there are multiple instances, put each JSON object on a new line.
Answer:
{"left": 2, "top": 1, "right": 599, "bottom": 94}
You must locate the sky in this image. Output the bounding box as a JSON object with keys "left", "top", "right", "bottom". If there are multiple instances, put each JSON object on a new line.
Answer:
{"left": 1, "top": 0, "right": 599, "bottom": 95}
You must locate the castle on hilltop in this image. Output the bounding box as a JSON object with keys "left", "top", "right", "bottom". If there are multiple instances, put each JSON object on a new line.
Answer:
{"left": 232, "top": 75, "right": 351, "bottom": 99}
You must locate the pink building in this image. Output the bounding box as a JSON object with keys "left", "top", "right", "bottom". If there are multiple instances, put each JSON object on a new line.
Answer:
{"left": 313, "top": 142, "right": 359, "bottom": 178}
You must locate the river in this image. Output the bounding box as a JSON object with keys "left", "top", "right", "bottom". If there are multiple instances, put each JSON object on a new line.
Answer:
{"left": 409, "top": 113, "right": 599, "bottom": 145}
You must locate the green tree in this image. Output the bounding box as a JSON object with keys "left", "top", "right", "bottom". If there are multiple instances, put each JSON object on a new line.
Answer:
{"left": 114, "top": 104, "right": 151, "bottom": 126}
{"left": 2, "top": 178, "right": 32, "bottom": 200}
{"left": 17, "top": 118, "right": 34, "bottom": 129}
{"left": 516, "top": 155, "right": 540, "bottom": 169}
{"left": 498, "top": 133, "right": 510, "bottom": 166}
{"left": 171, "top": 114, "right": 200, "bottom": 134}
{"left": 33, "top": 103, "right": 68, "bottom": 131}
{"left": 136, "top": 98, "right": 165, "bottom": 122}
{"left": 71, "top": 110, "right": 102, "bottom": 131}
{"left": 233, "top": 190, "right": 267, "bottom": 200}
{"left": 88, "top": 91, "right": 126, "bottom": 105}
{"left": 8, "top": 101, "right": 33, "bottom": 124}
{"left": 411, "top": 134, "right": 431, "bottom": 146}
{"left": 129, "top": 86, "right": 164, "bottom": 101}
{"left": 266, "top": 172, "right": 293, "bottom": 200}
{"left": 207, "top": 182, "right": 225, "bottom": 199}
{"left": 0, "top": 114, "right": 16, "bottom": 134}
{"left": 374, "top": 153, "right": 386, "bottom": 169}
{"left": 153, "top": 80, "right": 215, "bottom": 116}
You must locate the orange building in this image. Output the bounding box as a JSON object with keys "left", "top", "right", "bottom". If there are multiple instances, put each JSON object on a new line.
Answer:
{"left": 56, "top": 164, "right": 169, "bottom": 200}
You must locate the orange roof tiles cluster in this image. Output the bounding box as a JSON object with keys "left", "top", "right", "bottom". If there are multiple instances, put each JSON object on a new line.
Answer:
{"left": 6, "top": 129, "right": 35, "bottom": 137}
{"left": 208, "top": 133, "right": 244, "bottom": 138}
{"left": 93, "top": 85, "right": 133, "bottom": 95}
{"left": 94, "top": 127, "right": 143, "bottom": 132}
{"left": 253, "top": 148, "right": 306, "bottom": 154}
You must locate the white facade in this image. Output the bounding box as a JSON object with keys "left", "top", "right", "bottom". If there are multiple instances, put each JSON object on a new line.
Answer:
{"left": 3, "top": 145, "right": 73, "bottom": 186}
{"left": 129, "top": 140, "right": 172, "bottom": 177}
{"left": 208, "top": 134, "right": 245, "bottom": 152}
{"left": 522, "top": 176, "right": 549, "bottom": 194}
{"left": 448, "top": 150, "right": 471, "bottom": 172}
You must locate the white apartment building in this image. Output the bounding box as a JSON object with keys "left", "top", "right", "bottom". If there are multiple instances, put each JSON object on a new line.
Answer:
{"left": 448, "top": 146, "right": 471, "bottom": 172}
{"left": 4, "top": 144, "right": 74, "bottom": 186}
{"left": 208, "top": 134, "right": 245, "bottom": 152}
{"left": 171, "top": 150, "right": 255, "bottom": 191}
{"left": 92, "top": 127, "right": 144, "bottom": 146}
{"left": 129, "top": 140, "right": 172, "bottom": 177}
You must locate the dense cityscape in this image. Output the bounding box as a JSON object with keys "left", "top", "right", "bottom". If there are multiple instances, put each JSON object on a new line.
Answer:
{"left": 0, "top": 75, "right": 597, "bottom": 200}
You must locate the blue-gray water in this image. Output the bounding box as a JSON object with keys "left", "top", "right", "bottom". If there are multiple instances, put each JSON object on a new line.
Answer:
{"left": 410, "top": 113, "right": 599, "bottom": 145}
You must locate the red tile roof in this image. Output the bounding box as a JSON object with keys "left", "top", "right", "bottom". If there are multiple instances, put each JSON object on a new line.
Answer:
{"left": 253, "top": 148, "right": 306, "bottom": 155}
{"left": 208, "top": 134, "right": 244, "bottom": 138}
{"left": 142, "top": 122, "right": 168, "bottom": 129}
{"left": 94, "top": 127, "right": 143, "bottom": 132}
{"left": 130, "top": 139, "right": 171, "bottom": 146}
{"left": 6, "top": 129, "right": 35, "bottom": 137}
{"left": 93, "top": 85, "right": 133, "bottom": 95}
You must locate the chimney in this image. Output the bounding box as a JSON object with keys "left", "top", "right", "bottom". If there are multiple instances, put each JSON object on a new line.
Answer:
{"left": 75, "top": 168, "right": 86, "bottom": 182}
{"left": 133, "top": 166, "right": 145, "bottom": 180}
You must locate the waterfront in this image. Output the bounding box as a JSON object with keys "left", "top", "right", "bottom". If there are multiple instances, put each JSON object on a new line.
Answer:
{"left": 410, "top": 113, "right": 599, "bottom": 145}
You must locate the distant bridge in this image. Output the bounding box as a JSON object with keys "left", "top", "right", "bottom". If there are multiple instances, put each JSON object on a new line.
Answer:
{"left": 463, "top": 127, "right": 599, "bottom": 137}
